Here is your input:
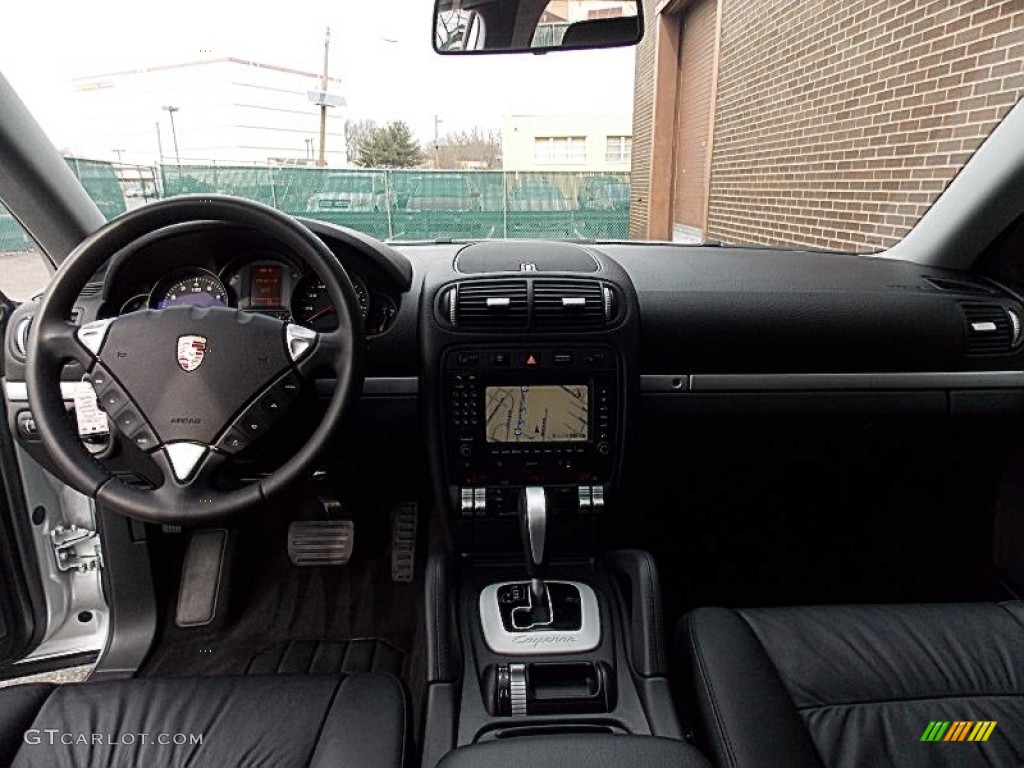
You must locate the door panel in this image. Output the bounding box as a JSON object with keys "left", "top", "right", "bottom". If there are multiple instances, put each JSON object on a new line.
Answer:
{"left": 0, "top": 289, "right": 45, "bottom": 671}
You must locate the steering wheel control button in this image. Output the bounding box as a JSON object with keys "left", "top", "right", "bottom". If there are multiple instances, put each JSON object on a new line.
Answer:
{"left": 87, "top": 365, "right": 114, "bottom": 394}
{"left": 217, "top": 429, "right": 250, "bottom": 455}
{"left": 285, "top": 324, "right": 318, "bottom": 362}
{"left": 76, "top": 318, "right": 115, "bottom": 357}
{"left": 130, "top": 426, "right": 159, "bottom": 452}
{"left": 114, "top": 407, "right": 143, "bottom": 434}
{"left": 165, "top": 442, "right": 208, "bottom": 482}
{"left": 238, "top": 410, "right": 270, "bottom": 437}
{"left": 97, "top": 386, "right": 128, "bottom": 416}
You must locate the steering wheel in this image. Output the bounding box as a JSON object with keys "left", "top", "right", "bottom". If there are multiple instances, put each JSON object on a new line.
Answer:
{"left": 25, "top": 195, "right": 363, "bottom": 524}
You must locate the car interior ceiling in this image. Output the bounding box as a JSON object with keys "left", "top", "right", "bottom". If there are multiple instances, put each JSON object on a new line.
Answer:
{"left": 3, "top": 14, "right": 1024, "bottom": 768}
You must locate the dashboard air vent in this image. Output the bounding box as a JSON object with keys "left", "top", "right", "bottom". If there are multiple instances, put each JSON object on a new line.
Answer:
{"left": 962, "top": 303, "right": 1021, "bottom": 356}
{"left": 79, "top": 282, "right": 103, "bottom": 298}
{"left": 533, "top": 279, "right": 613, "bottom": 330}
{"left": 11, "top": 316, "right": 32, "bottom": 361}
{"left": 450, "top": 280, "right": 528, "bottom": 330}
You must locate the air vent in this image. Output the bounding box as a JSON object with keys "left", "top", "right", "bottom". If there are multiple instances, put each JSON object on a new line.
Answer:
{"left": 925, "top": 277, "right": 995, "bottom": 296}
{"left": 962, "top": 304, "right": 1021, "bottom": 356}
{"left": 11, "top": 316, "right": 31, "bottom": 361}
{"left": 450, "top": 280, "right": 528, "bottom": 330}
{"left": 79, "top": 282, "right": 103, "bottom": 298}
{"left": 533, "top": 279, "right": 613, "bottom": 330}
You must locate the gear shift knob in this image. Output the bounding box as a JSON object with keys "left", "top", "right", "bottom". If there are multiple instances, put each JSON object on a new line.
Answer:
{"left": 518, "top": 486, "right": 548, "bottom": 609}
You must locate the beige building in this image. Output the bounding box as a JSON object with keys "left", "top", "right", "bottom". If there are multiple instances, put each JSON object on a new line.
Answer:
{"left": 70, "top": 58, "right": 347, "bottom": 167}
{"left": 631, "top": 0, "right": 1024, "bottom": 250}
{"left": 501, "top": 114, "right": 632, "bottom": 172}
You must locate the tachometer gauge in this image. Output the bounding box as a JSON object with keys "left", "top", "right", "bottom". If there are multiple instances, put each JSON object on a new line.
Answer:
{"left": 153, "top": 270, "right": 229, "bottom": 310}
{"left": 291, "top": 272, "right": 369, "bottom": 331}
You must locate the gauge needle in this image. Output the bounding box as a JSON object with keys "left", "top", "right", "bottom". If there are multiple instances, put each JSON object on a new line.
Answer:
{"left": 307, "top": 305, "right": 337, "bottom": 321}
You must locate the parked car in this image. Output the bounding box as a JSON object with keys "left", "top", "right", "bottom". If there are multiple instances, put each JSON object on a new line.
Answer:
{"left": 306, "top": 172, "right": 390, "bottom": 212}
{"left": 404, "top": 174, "right": 481, "bottom": 212}
{"left": 507, "top": 179, "right": 574, "bottom": 211}
{"left": 123, "top": 182, "right": 156, "bottom": 198}
{"left": 577, "top": 176, "right": 630, "bottom": 211}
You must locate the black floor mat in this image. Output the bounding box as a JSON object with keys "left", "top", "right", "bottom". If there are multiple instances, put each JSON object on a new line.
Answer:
{"left": 246, "top": 638, "right": 404, "bottom": 677}
{"left": 142, "top": 501, "right": 422, "bottom": 683}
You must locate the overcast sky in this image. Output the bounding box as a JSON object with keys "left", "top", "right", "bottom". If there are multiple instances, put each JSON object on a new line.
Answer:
{"left": 0, "top": 0, "right": 636, "bottom": 148}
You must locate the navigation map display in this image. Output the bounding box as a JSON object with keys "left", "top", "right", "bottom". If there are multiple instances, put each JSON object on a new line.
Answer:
{"left": 485, "top": 384, "right": 589, "bottom": 443}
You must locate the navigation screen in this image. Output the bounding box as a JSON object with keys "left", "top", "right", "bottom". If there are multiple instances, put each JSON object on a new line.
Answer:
{"left": 485, "top": 385, "right": 589, "bottom": 443}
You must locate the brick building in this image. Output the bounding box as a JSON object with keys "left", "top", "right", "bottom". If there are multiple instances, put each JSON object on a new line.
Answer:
{"left": 630, "top": 0, "right": 1024, "bottom": 251}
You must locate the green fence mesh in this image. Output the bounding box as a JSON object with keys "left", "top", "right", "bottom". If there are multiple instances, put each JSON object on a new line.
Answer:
{"left": 159, "top": 166, "right": 630, "bottom": 241}
{"left": 0, "top": 161, "right": 631, "bottom": 256}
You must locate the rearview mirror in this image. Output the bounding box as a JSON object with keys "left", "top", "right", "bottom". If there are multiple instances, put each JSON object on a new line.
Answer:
{"left": 434, "top": 0, "right": 642, "bottom": 55}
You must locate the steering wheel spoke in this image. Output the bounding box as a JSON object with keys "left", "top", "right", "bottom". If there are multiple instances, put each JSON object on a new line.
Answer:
{"left": 291, "top": 326, "right": 346, "bottom": 379}
{"left": 35, "top": 317, "right": 103, "bottom": 368}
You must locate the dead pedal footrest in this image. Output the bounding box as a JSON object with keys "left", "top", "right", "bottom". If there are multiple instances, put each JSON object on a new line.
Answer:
{"left": 288, "top": 520, "right": 354, "bottom": 566}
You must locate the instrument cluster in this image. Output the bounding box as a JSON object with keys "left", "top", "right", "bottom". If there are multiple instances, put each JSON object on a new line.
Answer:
{"left": 114, "top": 256, "right": 397, "bottom": 335}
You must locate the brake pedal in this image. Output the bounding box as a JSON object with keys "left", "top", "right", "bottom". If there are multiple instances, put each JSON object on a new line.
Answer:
{"left": 288, "top": 520, "right": 354, "bottom": 566}
{"left": 391, "top": 503, "right": 418, "bottom": 583}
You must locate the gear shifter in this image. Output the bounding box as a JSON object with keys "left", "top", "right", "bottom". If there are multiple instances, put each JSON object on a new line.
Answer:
{"left": 518, "top": 486, "right": 551, "bottom": 625}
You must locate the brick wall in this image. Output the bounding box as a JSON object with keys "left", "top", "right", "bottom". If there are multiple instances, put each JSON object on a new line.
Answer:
{"left": 629, "top": 0, "right": 661, "bottom": 238}
{"left": 710, "top": 0, "right": 1024, "bottom": 252}
{"left": 633, "top": 0, "right": 1024, "bottom": 251}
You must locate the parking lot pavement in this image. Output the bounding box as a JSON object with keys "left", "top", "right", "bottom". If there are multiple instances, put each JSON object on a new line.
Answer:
{"left": 1, "top": 250, "right": 52, "bottom": 302}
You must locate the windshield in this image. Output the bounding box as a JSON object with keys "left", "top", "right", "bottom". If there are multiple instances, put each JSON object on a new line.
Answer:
{"left": 2, "top": 0, "right": 1022, "bottom": 251}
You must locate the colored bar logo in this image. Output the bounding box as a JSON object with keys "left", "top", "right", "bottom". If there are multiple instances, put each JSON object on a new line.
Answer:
{"left": 921, "top": 721, "right": 997, "bottom": 742}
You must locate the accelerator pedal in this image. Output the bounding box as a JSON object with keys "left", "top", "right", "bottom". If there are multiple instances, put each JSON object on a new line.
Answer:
{"left": 288, "top": 520, "right": 354, "bottom": 566}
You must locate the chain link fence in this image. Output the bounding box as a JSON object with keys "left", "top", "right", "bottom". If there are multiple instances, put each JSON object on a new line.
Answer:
{"left": 1, "top": 160, "right": 631, "bottom": 257}
{"left": 159, "top": 166, "right": 630, "bottom": 241}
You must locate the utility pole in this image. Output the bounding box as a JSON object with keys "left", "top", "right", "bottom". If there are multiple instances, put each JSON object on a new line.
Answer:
{"left": 155, "top": 122, "right": 164, "bottom": 163}
{"left": 112, "top": 148, "right": 125, "bottom": 164}
{"left": 163, "top": 105, "right": 181, "bottom": 164}
{"left": 434, "top": 115, "right": 443, "bottom": 168}
{"left": 318, "top": 27, "right": 330, "bottom": 167}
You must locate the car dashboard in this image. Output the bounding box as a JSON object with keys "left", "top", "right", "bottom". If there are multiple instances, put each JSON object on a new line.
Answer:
{"left": 5, "top": 214, "right": 1024, "bottom": 518}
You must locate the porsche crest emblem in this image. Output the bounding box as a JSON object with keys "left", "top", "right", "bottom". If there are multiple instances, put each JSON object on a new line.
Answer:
{"left": 176, "top": 335, "right": 207, "bottom": 372}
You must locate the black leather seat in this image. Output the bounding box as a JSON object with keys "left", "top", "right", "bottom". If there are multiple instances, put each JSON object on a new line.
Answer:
{"left": 1, "top": 673, "right": 406, "bottom": 767}
{"left": 678, "top": 603, "right": 1024, "bottom": 768}
{"left": 437, "top": 734, "right": 713, "bottom": 768}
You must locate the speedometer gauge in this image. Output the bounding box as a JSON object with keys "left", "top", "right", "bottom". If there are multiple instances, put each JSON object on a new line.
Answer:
{"left": 153, "top": 270, "right": 229, "bottom": 310}
{"left": 291, "top": 272, "right": 369, "bottom": 331}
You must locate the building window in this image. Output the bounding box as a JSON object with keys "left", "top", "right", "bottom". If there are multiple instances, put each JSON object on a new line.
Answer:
{"left": 605, "top": 136, "right": 632, "bottom": 163}
{"left": 534, "top": 136, "right": 587, "bottom": 164}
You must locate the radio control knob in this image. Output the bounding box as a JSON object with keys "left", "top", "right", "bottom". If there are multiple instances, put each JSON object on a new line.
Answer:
{"left": 596, "top": 442, "right": 611, "bottom": 456}
{"left": 459, "top": 444, "right": 473, "bottom": 458}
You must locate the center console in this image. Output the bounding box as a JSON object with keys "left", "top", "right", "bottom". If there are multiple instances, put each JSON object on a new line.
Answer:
{"left": 442, "top": 344, "right": 620, "bottom": 519}
{"left": 420, "top": 246, "right": 700, "bottom": 766}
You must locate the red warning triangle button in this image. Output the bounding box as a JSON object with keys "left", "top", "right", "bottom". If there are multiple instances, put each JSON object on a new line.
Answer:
{"left": 526, "top": 354, "right": 538, "bottom": 366}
